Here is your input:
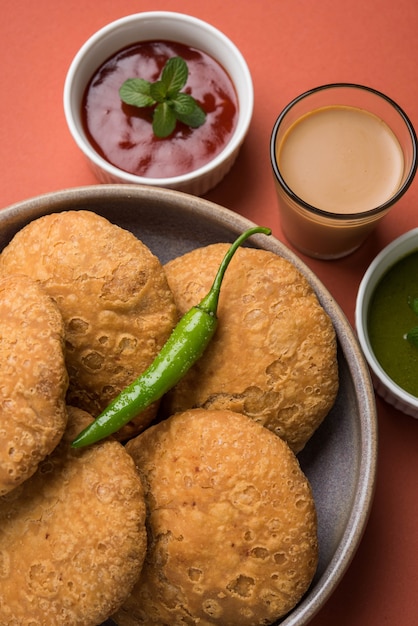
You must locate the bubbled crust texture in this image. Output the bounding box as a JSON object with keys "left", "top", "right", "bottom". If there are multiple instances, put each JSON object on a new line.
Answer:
{"left": 0, "top": 210, "right": 178, "bottom": 439}
{"left": 0, "top": 406, "right": 147, "bottom": 626}
{"left": 0, "top": 274, "right": 68, "bottom": 496}
{"left": 162, "top": 245, "right": 339, "bottom": 452}
{"left": 116, "top": 409, "right": 318, "bottom": 626}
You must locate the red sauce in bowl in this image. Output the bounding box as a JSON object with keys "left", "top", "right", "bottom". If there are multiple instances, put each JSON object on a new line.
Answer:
{"left": 81, "top": 40, "right": 239, "bottom": 178}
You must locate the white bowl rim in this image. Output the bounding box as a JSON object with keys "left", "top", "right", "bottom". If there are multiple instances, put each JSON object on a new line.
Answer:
{"left": 63, "top": 11, "right": 254, "bottom": 186}
{"left": 355, "top": 227, "right": 418, "bottom": 408}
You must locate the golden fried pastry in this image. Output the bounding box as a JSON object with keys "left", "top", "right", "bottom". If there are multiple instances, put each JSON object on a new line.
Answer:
{"left": 0, "top": 210, "right": 178, "bottom": 439}
{"left": 116, "top": 408, "right": 318, "bottom": 626}
{"left": 162, "top": 244, "right": 338, "bottom": 452}
{"left": 0, "top": 406, "right": 147, "bottom": 626}
{"left": 0, "top": 274, "right": 68, "bottom": 496}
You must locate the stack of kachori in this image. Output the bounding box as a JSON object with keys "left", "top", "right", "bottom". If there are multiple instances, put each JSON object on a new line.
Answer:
{"left": 0, "top": 211, "right": 339, "bottom": 625}
{"left": 0, "top": 211, "right": 175, "bottom": 624}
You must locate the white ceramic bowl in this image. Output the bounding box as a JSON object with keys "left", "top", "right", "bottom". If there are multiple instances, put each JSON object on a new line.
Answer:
{"left": 355, "top": 228, "right": 418, "bottom": 418}
{"left": 0, "top": 184, "right": 377, "bottom": 626}
{"left": 63, "top": 12, "right": 253, "bottom": 196}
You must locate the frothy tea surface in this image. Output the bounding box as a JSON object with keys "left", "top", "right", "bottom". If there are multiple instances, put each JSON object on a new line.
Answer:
{"left": 277, "top": 105, "right": 404, "bottom": 214}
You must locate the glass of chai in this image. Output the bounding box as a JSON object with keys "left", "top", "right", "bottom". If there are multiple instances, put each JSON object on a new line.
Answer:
{"left": 270, "top": 83, "right": 417, "bottom": 259}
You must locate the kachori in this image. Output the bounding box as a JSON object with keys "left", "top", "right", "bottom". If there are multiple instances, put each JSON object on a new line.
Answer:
{"left": 162, "top": 244, "right": 338, "bottom": 452}
{"left": 0, "top": 406, "right": 147, "bottom": 626}
{"left": 115, "top": 408, "right": 318, "bottom": 625}
{"left": 0, "top": 210, "right": 178, "bottom": 440}
{"left": 0, "top": 274, "right": 68, "bottom": 496}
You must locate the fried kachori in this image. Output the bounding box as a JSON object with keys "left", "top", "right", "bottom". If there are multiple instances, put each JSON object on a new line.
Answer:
{"left": 162, "top": 244, "right": 339, "bottom": 452}
{"left": 115, "top": 408, "right": 318, "bottom": 626}
{"left": 0, "top": 274, "right": 68, "bottom": 496}
{"left": 0, "top": 406, "right": 147, "bottom": 626}
{"left": 0, "top": 210, "right": 178, "bottom": 440}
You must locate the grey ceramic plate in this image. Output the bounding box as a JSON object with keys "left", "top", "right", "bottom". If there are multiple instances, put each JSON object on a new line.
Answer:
{"left": 0, "top": 184, "right": 377, "bottom": 626}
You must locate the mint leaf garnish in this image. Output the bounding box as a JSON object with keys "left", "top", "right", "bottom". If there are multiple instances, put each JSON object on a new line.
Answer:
{"left": 161, "top": 56, "right": 188, "bottom": 96}
{"left": 153, "top": 102, "right": 177, "bottom": 138}
{"left": 150, "top": 80, "right": 168, "bottom": 104}
{"left": 119, "top": 56, "right": 206, "bottom": 138}
{"left": 119, "top": 79, "right": 155, "bottom": 108}
{"left": 173, "top": 93, "right": 206, "bottom": 127}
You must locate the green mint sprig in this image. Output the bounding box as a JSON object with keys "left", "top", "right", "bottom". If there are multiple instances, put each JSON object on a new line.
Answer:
{"left": 119, "top": 56, "right": 206, "bottom": 138}
{"left": 406, "top": 296, "right": 418, "bottom": 348}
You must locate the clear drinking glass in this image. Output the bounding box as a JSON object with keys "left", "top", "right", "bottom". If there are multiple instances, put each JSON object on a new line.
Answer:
{"left": 270, "top": 83, "right": 417, "bottom": 259}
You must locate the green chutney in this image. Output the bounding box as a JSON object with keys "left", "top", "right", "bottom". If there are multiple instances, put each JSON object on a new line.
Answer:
{"left": 368, "top": 249, "right": 418, "bottom": 397}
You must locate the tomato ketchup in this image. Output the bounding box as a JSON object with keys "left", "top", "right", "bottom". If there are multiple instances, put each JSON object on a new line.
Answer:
{"left": 81, "top": 40, "right": 238, "bottom": 178}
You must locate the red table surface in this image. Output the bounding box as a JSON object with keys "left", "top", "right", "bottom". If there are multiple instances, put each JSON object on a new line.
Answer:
{"left": 1, "top": 1, "right": 418, "bottom": 624}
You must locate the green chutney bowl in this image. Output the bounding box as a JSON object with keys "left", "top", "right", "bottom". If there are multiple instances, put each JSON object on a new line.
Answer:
{"left": 355, "top": 227, "right": 418, "bottom": 418}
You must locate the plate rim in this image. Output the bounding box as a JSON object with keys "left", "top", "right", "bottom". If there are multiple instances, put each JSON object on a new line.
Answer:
{"left": 0, "top": 183, "right": 378, "bottom": 625}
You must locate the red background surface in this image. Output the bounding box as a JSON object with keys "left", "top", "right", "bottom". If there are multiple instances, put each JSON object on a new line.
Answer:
{"left": 1, "top": 1, "right": 418, "bottom": 623}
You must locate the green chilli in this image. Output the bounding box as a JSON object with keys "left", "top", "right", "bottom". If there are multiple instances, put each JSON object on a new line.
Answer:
{"left": 71, "top": 226, "right": 271, "bottom": 448}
